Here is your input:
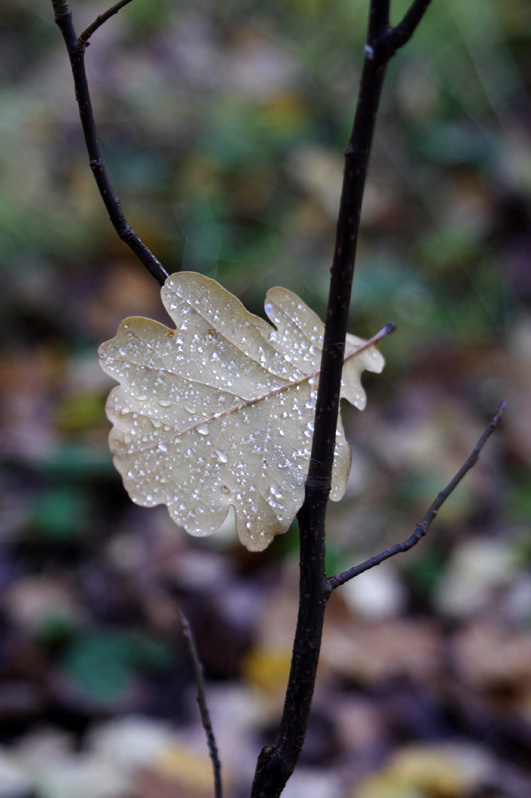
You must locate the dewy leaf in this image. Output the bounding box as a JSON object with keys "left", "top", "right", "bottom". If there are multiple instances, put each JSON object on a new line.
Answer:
{"left": 99, "top": 272, "right": 385, "bottom": 551}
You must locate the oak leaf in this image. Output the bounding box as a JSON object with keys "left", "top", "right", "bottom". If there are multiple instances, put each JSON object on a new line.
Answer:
{"left": 99, "top": 273, "right": 384, "bottom": 551}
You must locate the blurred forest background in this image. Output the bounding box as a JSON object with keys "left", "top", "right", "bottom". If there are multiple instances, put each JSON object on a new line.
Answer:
{"left": 1, "top": 0, "right": 531, "bottom": 796}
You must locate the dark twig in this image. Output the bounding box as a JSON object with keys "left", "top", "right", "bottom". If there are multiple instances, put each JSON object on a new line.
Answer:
{"left": 180, "top": 611, "right": 223, "bottom": 798}
{"left": 50, "top": 0, "right": 169, "bottom": 285}
{"left": 345, "top": 321, "right": 396, "bottom": 364}
{"left": 368, "top": 0, "right": 390, "bottom": 43}
{"left": 251, "top": 2, "right": 432, "bottom": 796}
{"left": 78, "top": 0, "right": 135, "bottom": 46}
{"left": 329, "top": 400, "right": 506, "bottom": 590}
{"left": 389, "top": 0, "right": 433, "bottom": 50}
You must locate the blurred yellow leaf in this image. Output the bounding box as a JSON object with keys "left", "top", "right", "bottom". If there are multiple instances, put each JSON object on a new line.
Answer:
{"left": 354, "top": 743, "right": 491, "bottom": 798}
{"left": 155, "top": 744, "right": 217, "bottom": 793}
{"left": 242, "top": 645, "right": 292, "bottom": 696}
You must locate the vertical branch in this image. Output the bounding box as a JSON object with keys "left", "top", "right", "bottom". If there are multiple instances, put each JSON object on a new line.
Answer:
{"left": 368, "top": 0, "right": 391, "bottom": 40}
{"left": 251, "top": 1, "right": 432, "bottom": 796}
{"left": 51, "top": 0, "right": 169, "bottom": 285}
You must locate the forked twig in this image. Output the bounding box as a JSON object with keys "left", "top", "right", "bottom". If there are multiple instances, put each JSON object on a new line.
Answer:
{"left": 328, "top": 400, "right": 506, "bottom": 589}
{"left": 50, "top": 0, "right": 169, "bottom": 285}
{"left": 180, "top": 611, "right": 223, "bottom": 798}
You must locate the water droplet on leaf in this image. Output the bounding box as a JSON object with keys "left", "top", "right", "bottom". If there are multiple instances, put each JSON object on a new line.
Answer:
{"left": 99, "top": 272, "right": 385, "bottom": 551}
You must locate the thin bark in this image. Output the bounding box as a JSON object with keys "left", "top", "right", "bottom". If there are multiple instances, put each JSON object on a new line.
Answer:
{"left": 328, "top": 400, "right": 506, "bottom": 590}
{"left": 51, "top": 0, "right": 169, "bottom": 285}
{"left": 180, "top": 612, "right": 223, "bottom": 798}
{"left": 251, "top": 2, "right": 432, "bottom": 796}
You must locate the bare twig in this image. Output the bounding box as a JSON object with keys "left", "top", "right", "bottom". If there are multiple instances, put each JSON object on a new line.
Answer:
{"left": 78, "top": 0, "right": 135, "bottom": 47}
{"left": 344, "top": 321, "right": 396, "bottom": 364}
{"left": 251, "top": 2, "right": 432, "bottom": 796}
{"left": 180, "top": 611, "right": 223, "bottom": 798}
{"left": 50, "top": 0, "right": 170, "bottom": 285}
{"left": 328, "top": 400, "right": 506, "bottom": 590}
{"left": 389, "top": 0, "right": 433, "bottom": 50}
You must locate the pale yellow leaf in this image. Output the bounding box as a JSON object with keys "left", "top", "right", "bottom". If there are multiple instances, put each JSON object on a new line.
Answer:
{"left": 98, "top": 272, "right": 384, "bottom": 551}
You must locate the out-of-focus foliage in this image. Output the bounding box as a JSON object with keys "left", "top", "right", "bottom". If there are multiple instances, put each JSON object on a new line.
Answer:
{"left": 0, "top": 0, "right": 530, "bottom": 795}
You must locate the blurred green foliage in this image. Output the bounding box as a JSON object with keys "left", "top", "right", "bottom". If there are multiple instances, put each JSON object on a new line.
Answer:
{"left": 62, "top": 629, "right": 174, "bottom": 703}
{"left": 29, "top": 486, "right": 91, "bottom": 541}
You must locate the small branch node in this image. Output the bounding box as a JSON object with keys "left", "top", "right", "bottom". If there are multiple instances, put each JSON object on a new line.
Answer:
{"left": 116, "top": 222, "right": 133, "bottom": 239}
{"left": 52, "top": 0, "right": 71, "bottom": 17}
{"left": 343, "top": 143, "right": 359, "bottom": 159}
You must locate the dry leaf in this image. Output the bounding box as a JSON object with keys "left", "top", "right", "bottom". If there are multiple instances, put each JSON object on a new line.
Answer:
{"left": 99, "top": 272, "right": 384, "bottom": 550}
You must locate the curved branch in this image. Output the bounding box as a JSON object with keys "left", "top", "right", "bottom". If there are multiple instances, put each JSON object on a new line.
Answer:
{"left": 51, "top": 0, "right": 170, "bottom": 285}
{"left": 328, "top": 400, "right": 506, "bottom": 590}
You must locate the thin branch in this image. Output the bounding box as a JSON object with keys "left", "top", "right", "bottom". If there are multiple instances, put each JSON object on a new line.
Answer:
{"left": 180, "top": 611, "right": 223, "bottom": 798}
{"left": 78, "top": 0, "right": 135, "bottom": 47}
{"left": 328, "top": 400, "right": 506, "bottom": 590}
{"left": 344, "top": 321, "right": 396, "bottom": 365}
{"left": 51, "top": 0, "right": 170, "bottom": 285}
{"left": 386, "top": 0, "right": 433, "bottom": 52}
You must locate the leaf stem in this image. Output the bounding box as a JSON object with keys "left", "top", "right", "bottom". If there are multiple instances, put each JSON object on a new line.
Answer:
{"left": 328, "top": 401, "right": 506, "bottom": 589}
{"left": 51, "top": 0, "right": 169, "bottom": 285}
